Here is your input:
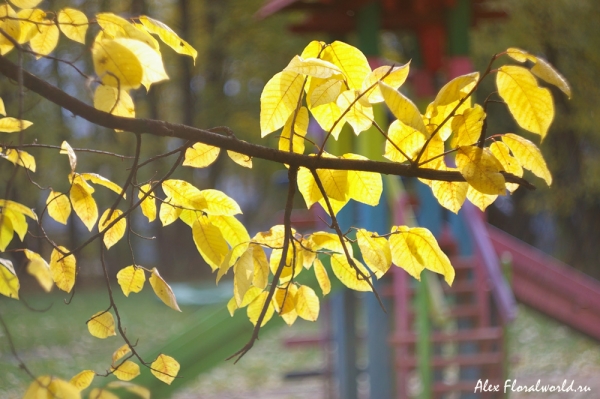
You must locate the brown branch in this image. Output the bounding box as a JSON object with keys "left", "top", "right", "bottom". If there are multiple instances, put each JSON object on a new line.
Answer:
{"left": 0, "top": 54, "right": 535, "bottom": 190}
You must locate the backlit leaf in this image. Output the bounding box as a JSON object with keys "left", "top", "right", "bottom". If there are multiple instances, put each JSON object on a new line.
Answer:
{"left": 247, "top": 291, "right": 274, "bottom": 327}
{"left": 295, "top": 285, "right": 319, "bottom": 321}
{"left": 139, "top": 15, "right": 197, "bottom": 62}
{"left": 94, "top": 85, "right": 135, "bottom": 119}
{"left": 138, "top": 184, "right": 156, "bottom": 222}
{"left": 9, "top": 0, "right": 42, "bottom": 8}
{"left": 227, "top": 150, "right": 252, "bottom": 168}
{"left": 207, "top": 215, "right": 250, "bottom": 264}
{"left": 99, "top": 209, "right": 126, "bottom": 249}
{"left": 361, "top": 62, "right": 410, "bottom": 103}
{"left": 273, "top": 286, "right": 296, "bottom": 315}
{"left": 0, "top": 199, "right": 37, "bottom": 220}
{"left": 0, "top": 258, "right": 19, "bottom": 299}
{"left": 0, "top": 214, "right": 14, "bottom": 251}
{"left": 233, "top": 247, "right": 254, "bottom": 306}
{"left": 192, "top": 217, "right": 229, "bottom": 270}
{"left": 70, "top": 370, "right": 94, "bottom": 391}
{"left": 162, "top": 179, "right": 207, "bottom": 210}
{"left": 183, "top": 142, "right": 220, "bottom": 168}
{"left": 432, "top": 176, "right": 468, "bottom": 214}
{"left": 450, "top": 104, "right": 485, "bottom": 148}
{"left": 379, "top": 81, "right": 427, "bottom": 136}
{"left": 252, "top": 224, "right": 288, "bottom": 248}
{"left": 92, "top": 37, "right": 143, "bottom": 89}
{"left": 313, "top": 258, "right": 330, "bottom": 296}
{"left": 279, "top": 106, "right": 308, "bottom": 154}
{"left": 0, "top": 117, "right": 33, "bottom": 132}
{"left": 297, "top": 166, "right": 323, "bottom": 208}
{"left": 3, "top": 208, "right": 26, "bottom": 241}
{"left": 57, "top": 8, "right": 88, "bottom": 44}
{"left": 151, "top": 354, "right": 180, "bottom": 385}
{"left": 251, "top": 244, "right": 269, "bottom": 290}
{"left": 112, "top": 343, "right": 131, "bottom": 364}
{"left": 307, "top": 76, "right": 343, "bottom": 108}
{"left": 384, "top": 120, "right": 426, "bottom": 163}
{"left": 70, "top": 182, "right": 98, "bottom": 231}
{"left": 23, "top": 376, "right": 81, "bottom": 399}
{"left": 60, "top": 141, "right": 77, "bottom": 172}
{"left": 260, "top": 71, "right": 304, "bottom": 136}
{"left": 159, "top": 200, "right": 181, "bottom": 226}
{"left": 356, "top": 229, "right": 391, "bottom": 278}
{"left": 1, "top": 148, "right": 36, "bottom": 171}
{"left": 46, "top": 191, "right": 70, "bottom": 225}
{"left": 502, "top": 133, "right": 552, "bottom": 186}
{"left": 336, "top": 89, "right": 373, "bottom": 134}
{"left": 16, "top": 8, "right": 45, "bottom": 44}
{"left": 269, "top": 244, "right": 303, "bottom": 284}
{"left": 0, "top": 5, "right": 20, "bottom": 55}
{"left": 111, "top": 361, "right": 140, "bottom": 381}
{"left": 497, "top": 65, "right": 554, "bottom": 139}
{"left": 200, "top": 189, "right": 242, "bottom": 216}
{"left": 24, "top": 249, "right": 53, "bottom": 292}
{"left": 29, "top": 21, "right": 59, "bottom": 58}
{"left": 331, "top": 253, "right": 372, "bottom": 291}
{"left": 300, "top": 40, "right": 325, "bottom": 59}
{"left": 315, "top": 154, "right": 348, "bottom": 202}
{"left": 322, "top": 41, "right": 371, "bottom": 90}
{"left": 310, "top": 102, "right": 344, "bottom": 140}
{"left": 467, "top": 186, "right": 497, "bottom": 211}
{"left": 490, "top": 141, "right": 523, "bottom": 192}
{"left": 310, "top": 231, "right": 352, "bottom": 256}
{"left": 116, "top": 266, "right": 145, "bottom": 297}
{"left": 284, "top": 55, "right": 342, "bottom": 79}
{"left": 149, "top": 268, "right": 181, "bottom": 311}
{"left": 455, "top": 146, "right": 506, "bottom": 195}
{"left": 113, "top": 38, "right": 168, "bottom": 90}
{"left": 343, "top": 153, "right": 382, "bottom": 206}
{"left": 49, "top": 246, "right": 76, "bottom": 292}
{"left": 87, "top": 311, "right": 116, "bottom": 338}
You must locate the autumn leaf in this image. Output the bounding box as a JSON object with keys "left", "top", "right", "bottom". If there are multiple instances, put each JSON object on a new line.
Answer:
{"left": 295, "top": 285, "right": 320, "bottom": 321}
{"left": 111, "top": 360, "right": 140, "bottom": 381}
{"left": 24, "top": 249, "right": 53, "bottom": 292}
{"left": 139, "top": 15, "right": 197, "bottom": 62}
{"left": 379, "top": 81, "right": 427, "bottom": 136}
{"left": 112, "top": 343, "right": 131, "bottom": 364}
{"left": 284, "top": 55, "right": 342, "bottom": 79}
{"left": 94, "top": 86, "right": 135, "bottom": 119}
{"left": 247, "top": 291, "right": 274, "bottom": 326}
{"left": 149, "top": 268, "right": 181, "bottom": 311}
{"left": 455, "top": 146, "right": 506, "bottom": 195}
{"left": 138, "top": 184, "right": 156, "bottom": 222}
{"left": 260, "top": 70, "right": 304, "bottom": 136}
{"left": 279, "top": 106, "right": 308, "bottom": 154}
{"left": 87, "top": 311, "right": 116, "bottom": 339}
{"left": 57, "top": 8, "right": 88, "bottom": 44}
{"left": 23, "top": 376, "right": 81, "bottom": 399}
{"left": 29, "top": 22, "right": 59, "bottom": 58}
{"left": 150, "top": 354, "right": 180, "bottom": 385}
{"left": 0, "top": 258, "right": 19, "bottom": 299}
{"left": 60, "top": 141, "right": 77, "bottom": 172}
{"left": 70, "top": 370, "right": 95, "bottom": 391}
{"left": 192, "top": 217, "right": 229, "bottom": 270}
{"left": 313, "top": 258, "right": 331, "bottom": 296}
{"left": 70, "top": 182, "right": 98, "bottom": 231}
{"left": 99, "top": 209, "right": 126, "bottom": 249}
{"left": 227, "top": 150, "right": 252, "bottom": 168}
{"left": 46, "top": 190, "right": 71, "bottom": 225}
{"left": 502, "top": 133, "right": 552, "bottom": 186}
{"left": 92, "top": 36, "right": 144, "bottom": 89}
{"left": 330, "top": 253, "right": 372, "bottom": 291}
{"left": 116, "top": 266, "right": 145, "bottom": 296}
{"left": 49, "top": 246, "right": 76, "bottom": 293}
{"left": 183, "top": 142, "right": 220, "bottom": 168}
{"left": 321, "top": 41, "right": 371, "bottom": 90}
{"left": 361, "top": 62, "right": 410, "bottom": 104}
{"left": 356, "top": 229, "right": 391, "bottom": 278}
{"left": 336, "top": 89, "right": 373, "bottom": 134}
{"left": 0, "top": 117, "right": 33, "bottom": 132}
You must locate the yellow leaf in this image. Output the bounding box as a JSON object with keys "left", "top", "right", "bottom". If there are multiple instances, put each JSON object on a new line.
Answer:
{"left": 87, "top": 311, "right": 116, "bottom": 339}
{"left": 3, "top": 208, "right": 26, "bottom": 241}
{"left": 450, "top": 104, "right": 485, "bottom": 148}
{"left": 200, "top": 189, "right": 242, "bottom": 216}
{"left": 16, "top": 8, "right": 46, "bottom": 44}
{"left": 150, "top": 354, "right": 180, "bottom": 385}
{"left": 162, "top": 179, "right": 207, "bottom": 210}
{"left": 279, "top": 106, "right": 308, "bottom": 154}
{"left": 251, "top": 244, "right": 269, "bottom": 290}
{"left": 247, "top": 291, "right": 274, "bottom": 327}
{"left": 0, "top": 116, "right": 33, "bottom": 132}
{"left": 343, "top": 153, "right": 382, "bottom": 206}
{"left": 112, "top": 38, "right": 168, "bottom": 90}
{"left": 159, "top": 200, "right": 181, "bottom": 226}
{"left": 29, "top": 21, "right": 59, "bottom": 58}
{"left": 379, "top": 81, "right": 427, "bottom": 136}
{"left": 310, "top": 102, "right": 344, "bottom": 140}
{"left": 497, "top": 65, "right": 554, "bottom": 139}
{"left": 252, "top": 225, "right": 289, "bottom": 247}
{"left": 313, "top": 258, "right": 330, "bottom": 296}
{"left": 106, "top": 381, "right": 150, "bottom": 399}
{"left": 0, "top": 5, "right": 20, "bottom": 55}
{"left": 23, "top": 376, "right": 81, "bottom": 399}
{"left": 502, "top": 133, "right": 552, "bottom": 186}
{"left": 227, "top": 296, "right": 237, "bottom": 316}
{"left": 356, "top": 229, "right": 391, "bottom": 278}
{"left": 273, "top": 285, "right": 296, "bottom": 315}
{"left": 9, "top": 0, "right": 42, "bottom": 8}
{"left": 432, "top": 177, "right": 468, "bottom": 214}
{"left": 233, "top": 247, "right": 254, "bottom": 306}
{"left": 24, "top": 249, "right": 53, "bottom": 292}
{"left": 0, "top": 258, "right": 19, "bottom": 299}
{"left": 99, "top": 209, "right": 126, "bottom": 249}
{"left": 331, "top": 253, "right": 372, "bottom": 291}
{"left": 490, "top": 141, "right": 523, "bottom": 193}
{"left": 336, "top": 89, "right": 373, "bottom": 134}
{"left": 384, "top": 120, "right": 426, "bottom": 163}
{"left": 70, "top": 182, "right": 98, "bottom": 231}
{"left": 89, "top": 388, "right": 119, "bottom": 399}
{"left": 226, "top": 150, "right": 252, "bottom": 168}
{"left": 260, "top": 70, "right": 304, "bottom": 136}
{"left": 0, "top": 199, "right": 37, "bottom": 220}
{"left": 49, "top": 246, "right": 76, "bottom": 292}
{"left": 297, "top": 166, "right": 323, "bottom": 209}
{"left": 284, "top": 55, "right": 342, "bottom": 79}
{"left": 116, "top": 265, "right": 145, "bottom": 297}
{"left": 467, "top": 185, "right": 497, "bottom": 211}
{"left": 207, "top": 215, "right": 249, "bottom": 263}
{"left": 79, "top": 173, "right": 124, "bottom": 197}
{"left": 390, "top": 226, "right": 455, "bottom": 285}
{"left": 455, "top": 146, "right": 506, "bottom": 195}
{"left": 1, "top": 148, "right": 36, "bottom": 171}
{"left": 192, "top": 217, "right": 229, "bottom": 270}
{"left": 138, "top": 184, "right": 156, "bottom": 222}
{"left": 93, "top": 85, "right": 135, "bottom": 119}
{"left": 361, "top": 62, "right": 410, "bottom": 104}
{"left": 96, "top": 13, "right": 135, "bottom": 38}
{"left": 300, "top": 40, "right": 325, "bottom": 59}
{"left": 0, "top": 213, "right": 14, "bottom": 251}
{"left": 112, "top": 343, "right": 131, "bottom": 364}
{"left": 506, "top": 47, "right": 571, "bottom": 99}
{"left": 92, "top": 37, "right": 143, "bottom": 89}
{"left": 60, "top": 141, "right": 77, "bottom": 172}
{"left": 310, "top": 231, "right": 353, "bottom": 256}
{"left": 139, "top": 15, "right": 197, "bottom": 62}
{"left": 0, "top": 97, "right": 4, "bottom": 115}
{"left": 45, "top": 191, "right": 70, "bottom": 225}
{"left": 295, "top": 285, "right": 320, "bottom": 321}
{"left": 70, "top": 370, "right": 95, "bottom": 391}
{"left": 111, "top": 361, "right": 140, "bottom": 381}
{"left": 183, "top": 142, "right": 220, "bottom": 168}
{"left": 149, "top": 267, "right": 181, "bottom": 311}
{"left": 57, "top": 8, "right": 88, "bottom": 44}
{"left": 316, "top": 154, "right": 348, "bottom": 202}
{"left": 269, "top": 244, "right": 303, "bottom": 284}
{"left": 307, "top": 76, "right": 343, "bottom": 108}
{"left": 322, "top": 41, "right": 371, "bottom": 90}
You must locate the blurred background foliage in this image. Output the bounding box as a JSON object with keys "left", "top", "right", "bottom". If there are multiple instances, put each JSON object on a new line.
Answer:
{"left": 1, "top": 0, "right": 599, "bottom": 284}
